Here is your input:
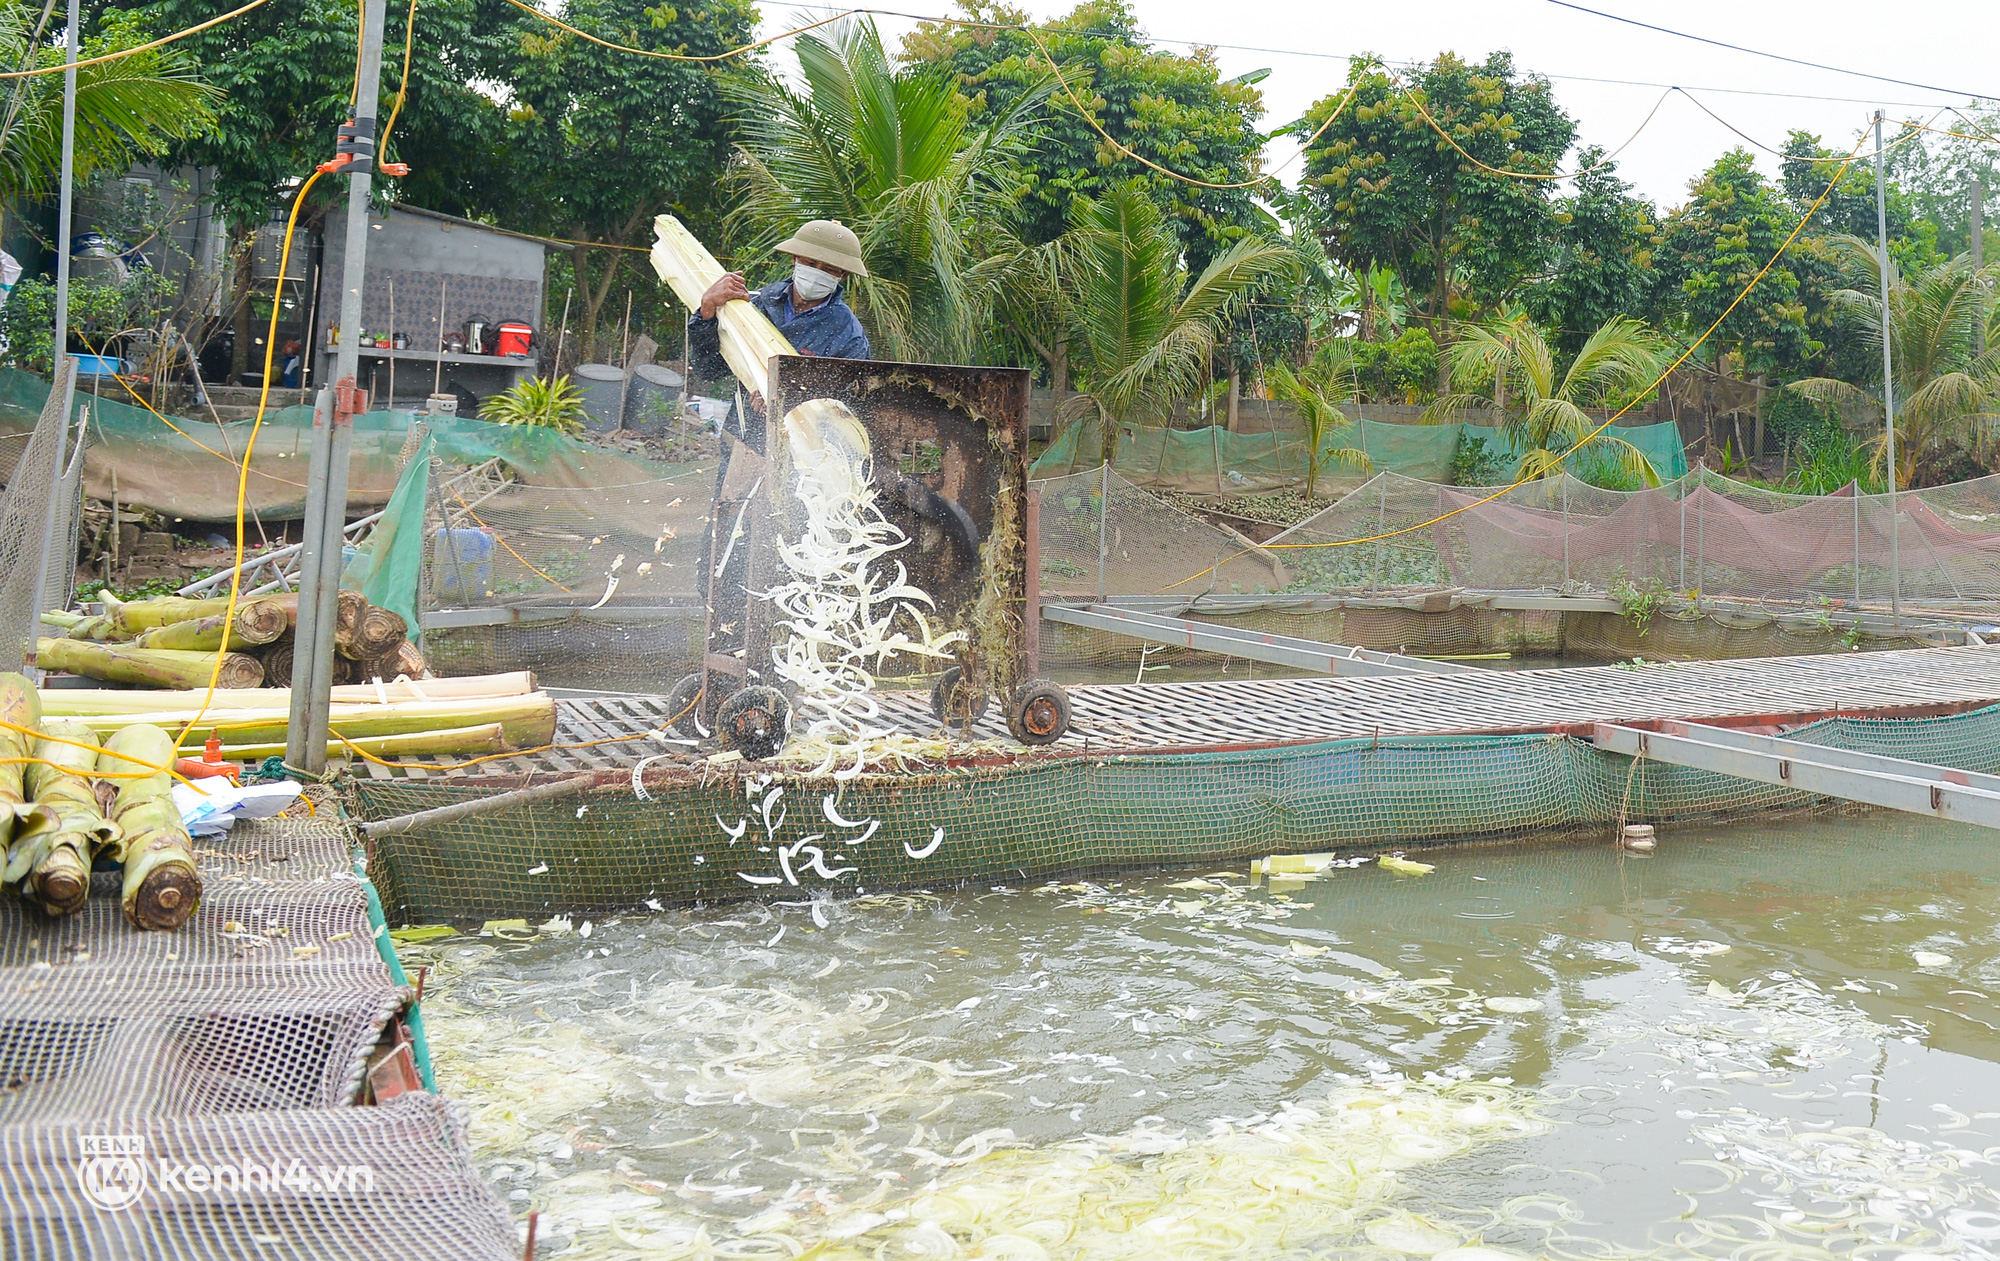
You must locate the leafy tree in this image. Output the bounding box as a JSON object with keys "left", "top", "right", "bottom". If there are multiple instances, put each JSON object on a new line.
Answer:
{"left": 1264, "top": 344, "right": 1370, "bottom": 498}
{"left": 1647, "top": 149, "right": 1812, "bottom": 377}
{"left": 1348, "top": 326, "right": 1439, "bottom": 402}
{"left": 1058, "top": 183, "right": 1292, "bottom": 463}
{"left": 134, "top": 0, "right": 517, "bottom": 375}
{"left": 1428, "top": 310, "right": 1668, "bottom": 485}
{"left": 0, "top": 4, "right": 215, "bottom": 208}
{"left": 1786, "top": 242, "right": 1997, "bottom": 488}
{"left": 725, "top": 17, "right": 1042, "bottom": 363}
{"left": 1888, "top": 108, "right": 2000, "bottom": 260}
{"left": 1524, "top": 149, "right": 1656, "bottom": 359}
{"left": 1301, "top": 52, "right": 1576, "bottom": 335}
{"left": 1, "top": 270, "right": 175, "bottom": 371}
{"left": 903, "top": 0, "right": 1266, "bottom": 266}
{"left": 504, "top": 0, "right": 756, "bottom": 361}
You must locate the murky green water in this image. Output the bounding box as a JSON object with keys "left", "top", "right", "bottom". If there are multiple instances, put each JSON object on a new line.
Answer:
{"left": 412, "top": 812, "right": 2000, "bottom": 1259}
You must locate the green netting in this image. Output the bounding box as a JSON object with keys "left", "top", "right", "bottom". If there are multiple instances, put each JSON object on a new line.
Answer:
{"left": 350, "top": 699, "right": 2000, "bottom": 922}
{"left": 1029, "top": 414, "right": 1689, "bottom": 491}
{"left": 0, "top": 368, "right": 696, "bottom": 521}
{"left": 341, "top": 432, "right": 431, "bottom": 641}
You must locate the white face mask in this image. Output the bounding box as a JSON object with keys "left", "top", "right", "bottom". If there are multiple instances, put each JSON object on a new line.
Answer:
{"left": 791, "top": 262, "right": 841, "bottom": 301}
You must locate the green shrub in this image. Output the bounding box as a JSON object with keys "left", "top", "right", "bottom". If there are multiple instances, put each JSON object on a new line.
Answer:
{"left": 480, "top": 374, "right": 587, "bottom": 433}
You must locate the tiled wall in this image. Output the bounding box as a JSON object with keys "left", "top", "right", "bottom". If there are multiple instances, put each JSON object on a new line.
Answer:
{"left": 359, "top": 269, "right": 540, "bottom": 347}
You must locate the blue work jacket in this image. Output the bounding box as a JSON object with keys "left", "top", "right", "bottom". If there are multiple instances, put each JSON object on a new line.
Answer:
{"left": 687, "top": 277, "right": 871, "bottom": 381}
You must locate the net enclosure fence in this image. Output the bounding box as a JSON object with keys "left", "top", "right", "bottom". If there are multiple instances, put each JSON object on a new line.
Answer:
{"left": 350, "top": 696, "right": 2000, "bottom": 925}
{"left": 1268, "top": 468, "right": 2000, "bottom": 611}
{"left": 1038, "top": 464, "right": 2000, "bottom": 613}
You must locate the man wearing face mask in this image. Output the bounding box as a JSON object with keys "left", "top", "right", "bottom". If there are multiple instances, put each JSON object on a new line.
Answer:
{"left": 687, "top": 219, "right": 870, "bottom": 416}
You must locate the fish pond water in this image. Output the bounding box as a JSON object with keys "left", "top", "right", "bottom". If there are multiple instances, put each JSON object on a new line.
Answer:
{"left": 408, "top": 811, "right": 2000, "bottom": 1260}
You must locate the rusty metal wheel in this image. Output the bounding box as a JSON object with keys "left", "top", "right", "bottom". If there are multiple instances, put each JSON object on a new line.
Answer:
{"left": 665, "top": 672, "right": 738, "bottom": 738}
{"left": 715, "top": 686, "right": 790, "bottom": 760}
{"left": 930, "top": 665, "right": 989, "bottom": 732}
{"left": 1006, "top": 680, "right": 1071, "bottom": 746}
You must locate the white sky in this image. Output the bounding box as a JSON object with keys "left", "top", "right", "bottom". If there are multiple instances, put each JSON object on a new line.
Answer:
{"left": 758, "top": 0, "right": 2000, "bottom": 212}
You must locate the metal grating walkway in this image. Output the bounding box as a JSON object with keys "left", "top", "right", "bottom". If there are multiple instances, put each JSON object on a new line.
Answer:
{"left": 374, "top": 644, "right": 2000, "bottom": 780}
{"left": 0, "top": 819, "right": 521, "bottom": 1258}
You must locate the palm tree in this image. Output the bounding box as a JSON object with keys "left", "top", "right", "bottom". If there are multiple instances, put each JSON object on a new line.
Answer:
{"left": 1265, "top": 342, "right": 1372, "bottom": 498}
{"left": 0, "top": 4, "right": 217, "bottom": 208}
{"left": 1060, "top": 184, "right": 1296, "bottom": 464}
{"left": 1428, "top": 311, "right": 1669, "bottom": 486}
{"left": 723, "top": 17, "right": 1046, "bottom": 364}
{"left": 1785, "top": 239, "right": 1998, "bottom": 489}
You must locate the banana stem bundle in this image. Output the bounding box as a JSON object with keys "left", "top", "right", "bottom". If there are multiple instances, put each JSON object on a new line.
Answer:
{"left": 16, "top": 721, "right": 116, "bottom": 916}
{"left": 100, "top": 724, "right": 201, "bottom": 931}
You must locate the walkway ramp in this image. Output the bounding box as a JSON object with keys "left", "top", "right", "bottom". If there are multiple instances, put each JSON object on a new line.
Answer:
{"left": 1593, "top": 719, "right": 2000, "bottom": 830}
{"left": 0, "top": 818, "right": 519, "bottom": 1258}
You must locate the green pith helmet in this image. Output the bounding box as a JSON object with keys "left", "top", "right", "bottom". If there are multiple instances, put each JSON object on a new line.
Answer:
{"left": 774, "top": 219, "right": 868, "bottom": 277}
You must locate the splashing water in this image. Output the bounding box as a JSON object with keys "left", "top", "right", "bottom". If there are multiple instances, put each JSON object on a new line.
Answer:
{"left": 414, "top": 813, "right": 2000, "bottom": 1259}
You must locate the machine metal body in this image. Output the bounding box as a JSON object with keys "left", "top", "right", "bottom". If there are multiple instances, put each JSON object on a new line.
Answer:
{"left": 675, "top": 355, "right": 1067, "bottom": 752}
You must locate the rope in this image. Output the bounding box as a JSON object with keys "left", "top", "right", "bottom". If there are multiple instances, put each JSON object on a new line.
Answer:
{"left": 0, "top": 0, "right": 273, "bottom": 79}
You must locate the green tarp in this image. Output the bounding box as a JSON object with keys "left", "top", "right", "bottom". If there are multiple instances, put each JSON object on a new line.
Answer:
{"left": 341, "top": 432, "right": 432, "bottom": 642}
{"left": 1030, "top": 414, "right": 1690, "bottom": 490}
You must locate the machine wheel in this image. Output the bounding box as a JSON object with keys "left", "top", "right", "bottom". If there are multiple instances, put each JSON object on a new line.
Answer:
{"left": 1006, "top": 680, "right": 1071, "bottom": 746}
{"left": 715, "top": 686, "right": 791, "bottom": 760}
{"left": 665, "top": 672, "right": 739, "bottom": 738}
{"left": 930, "top": 666, "right": 989, "bottom": 732}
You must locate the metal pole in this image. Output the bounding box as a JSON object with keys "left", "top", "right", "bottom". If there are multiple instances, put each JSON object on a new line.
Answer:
{"left": 1974, "top": 180, "right": 1985, "bottom": 360}
{"left": 1695, "top": 463, "right": 1705, "bottom": 600}
{"left": 1095, "top": 461, "right": 1108, "bottom": 603}
{"left": 1561, "top": 473, "right": 1571, "bottom": 587}
{"left": 1873, "top": 111, "right": 1902, "bottom": 627}
{"left": 1678, "top": 475, "right": 1686, "bottom": 591}
{"left": 1853, "top": 483, "right": 1862, "bottom": 609}
{"left": 288, "top": 0, "right": 388, "bottom": 772}
{"left": 50, "top": 0, "right": 77, "bottom": 381}
{"left": 1371, "top": 475, "right": 1386, "bottom": 592}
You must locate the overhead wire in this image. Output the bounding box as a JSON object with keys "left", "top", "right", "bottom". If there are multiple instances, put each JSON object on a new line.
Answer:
{"left": 1541, "top": 0, "right": 1999, "bottom": 103}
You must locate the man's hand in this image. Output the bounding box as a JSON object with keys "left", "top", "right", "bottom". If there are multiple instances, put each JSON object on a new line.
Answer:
{"left": 699, "top": 272, "right": 751, "bottom": 320}
{"left": 747, "top": 390, "right": 766, "bottom": 417}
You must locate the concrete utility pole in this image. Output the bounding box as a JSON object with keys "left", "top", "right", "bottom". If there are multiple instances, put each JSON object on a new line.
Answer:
{"left": 1974, "top": 180, "right": 1985, "bottom": 359}
{"left": 1872, "top": 111, "right": 1901, "bottom": 627}
{"left": 288, "top": 0, "right": 388, "bottom": 772}
{"left": 50, "top": 0, "right": 76, "bottom": 379}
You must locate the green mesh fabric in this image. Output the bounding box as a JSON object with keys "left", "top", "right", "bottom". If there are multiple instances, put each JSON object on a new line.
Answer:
{"left": 350, "top": 699, "right": 2000, "bottom": 923}
{"left": 1029, "top": 415, "right": 1688, "bottom": 491}
{"left": 0, "top": 368, "right": 694, "bottom": 521}
{"left": 341, "top": 433, "right": 430, "bottom": 641}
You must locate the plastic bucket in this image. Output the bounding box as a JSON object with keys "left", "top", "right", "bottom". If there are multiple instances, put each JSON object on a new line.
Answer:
{"left": 430, "top": 527, "right": 494, "bottom": 604}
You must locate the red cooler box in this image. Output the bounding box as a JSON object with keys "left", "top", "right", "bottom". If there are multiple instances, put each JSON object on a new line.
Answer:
{"left": 494, "top": 321, "right": 534, "bottom": 358}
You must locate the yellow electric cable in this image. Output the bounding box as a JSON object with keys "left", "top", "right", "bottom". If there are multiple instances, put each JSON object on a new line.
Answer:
{"left": 1161, "top": 130, "right": 1886, "bottom": 591}
{"left": 176, "top": 166, "right": 326, "bottom": 752}
{"left": 379, "top": 0, "right": 420, "bottom": 156}
{"left": 1021, "top": 27, "right": 1362, "bottom": 191}
{"left": 1399, "top": 80, "right": 1676, "bottom": 179}
{"left": 496, "top": 0, "right": 860, "bottom": 63}
{"left": 0, "top": 0, "right": 272, "bottom": 79}
{"left": 0, "top": 717, "right": 203, "bottom": 789}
